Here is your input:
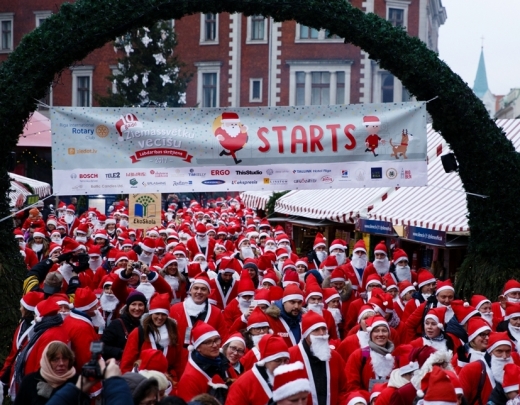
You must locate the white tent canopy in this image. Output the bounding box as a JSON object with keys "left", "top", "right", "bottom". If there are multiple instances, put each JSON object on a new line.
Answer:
{"left": 9, "top": 172, "right": 52, "bottom": 208}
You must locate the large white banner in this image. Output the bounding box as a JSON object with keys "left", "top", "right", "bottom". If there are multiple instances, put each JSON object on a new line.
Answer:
{"left": 51, "top": 103, "right": 427, "bottom": 195}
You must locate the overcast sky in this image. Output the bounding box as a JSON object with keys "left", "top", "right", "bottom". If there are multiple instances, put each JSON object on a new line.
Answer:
{"left": 438, "top": 0, "right": 520, "bottom": 96}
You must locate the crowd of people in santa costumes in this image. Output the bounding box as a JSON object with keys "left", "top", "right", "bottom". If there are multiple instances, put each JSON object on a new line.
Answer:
{"left": 4, "top": 195, "right": 520, "bottom": 404}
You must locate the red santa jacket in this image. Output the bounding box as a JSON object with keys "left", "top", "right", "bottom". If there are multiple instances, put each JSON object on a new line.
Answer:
{"left": 345, "top": 347, "right": 395, "bottom": 394}
{"left": 186, "top": 237, "right": 216, "bottom": 261}
{"left": 120, "top": 324, "right": 184, "bottom": 381}
{"left": 240, "top": 346, "right": 261, "bottom": 372}
{"left": 175, "top": 352, "right": 238, "bottom": 402}
{"left": 0, "top": 320, "right": 34, "bottom": 387}
{"left": 289, "top": 341, "right": 348, "bottom": 405}
{"left": 265, "top": 307, "right": 300, "bottom": 348}
{"left": 24, "top": 247, "right": 39, "bottom": 269}
{"left": 226, "top": 364, "right": 272, "bottom": 405}
{"left": 169, "top": 299, "right": 228, "bottom": 374}
{"left": 62, "top": 311, "right": 101, "bottom": 371}
{"left": 458, "top": 360, "right": 494, "bottom": 405}
{"left": 491, "top": 301, "right": 506, "bottom": 330}
{"left": 337, "top": 331, "right": 368, "bottom": 363}
{"left": 223, "top": 298, "right": 244, "bottom": 330}
{"left": 377, "top": 385, "right": 396, "bottom": 405}
{"left": 208, "top": 277, "right": 239, "bottom": 310}
{"left": 23, "top": 323, "right": 70, "bottom": 376}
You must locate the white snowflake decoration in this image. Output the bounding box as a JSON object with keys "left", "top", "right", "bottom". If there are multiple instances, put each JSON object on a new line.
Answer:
{"left": 178, "top": 92, "right": 186, "bottom": 104}
{"left": 133, "top": 74, "right": 138, "bottom": 82}
{"left": 113, "top": 46, "right": 118, "bottom": 53}
{"left": 161, "top": 30, "right": 167, "bottom": 40}
{"left": 143, "top": 27, "right": 150, "bottom": 32}
{"left": 160, "top": 74, "right": 172, "bottom": 86}
{"left": 124, "top": 44, "right": 134, "bottom": 57}
{"left": 141, "top": 33, "right": 152, "bottom": 47}
{"left": 153, "top": 53, "right": 166, "bottom": 65}
{"left": 139, "top": 89, "right": 148, "bottom": 99}
{"left": 122, "top": 77, "right": 130, "bottom": 86}
{"left": 142, "top": 71, "right": 149, "bottom": 87}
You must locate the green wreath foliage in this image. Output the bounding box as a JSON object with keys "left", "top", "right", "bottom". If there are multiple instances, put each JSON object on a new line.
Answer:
{"left": 0, "top": 0, "right": 519, "bottom": 360}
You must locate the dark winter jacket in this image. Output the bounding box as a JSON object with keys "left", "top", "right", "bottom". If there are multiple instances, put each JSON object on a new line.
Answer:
{"left": 101, "top": 311, "right": 141, "bottom": 360}
{"left": 14, "top": 369, "right": 77, "bottom": 405}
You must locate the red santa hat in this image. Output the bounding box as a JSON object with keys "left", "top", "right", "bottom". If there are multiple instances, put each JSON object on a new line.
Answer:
{"left": 503, "top": 279, "right": 520, "bottom": 296}
{"left": 435, "top": 279, "right": 454, "bottom": 295}
{"left": 275, "top": 233, "right": 290, "bottom": 245}
{"left": 160, "top": 253, "right": 178, "bottom": 270}
{"left": 34, "top": 299, "right": 60, "bottom": 322}
{"left": 32, "top": 227, "right": 47, "bottom": 239}
{"left": 219, "top": 257, "right": 241, "bottom": 274}
{"left": 48, "top": 243, "right": 61, "bottom": 257}
{"left": 173, "top": 244, "right": 188, "bottom": 257}
{"left": 272, "top": 361, "right": 311, "bottom": 403}
{"left": 115, "top": 251, "right": 129, "bottom": 265}
{"left": 295, "top": 257, "right": 309, "bottom": 269}
{"left": 329, "top": 239, "right": 346, "bottom": 252}
{"left": 370, "top": 384, "right": 386, "bottom": 403}
{"left": 467, "top": 317, "right": 491, "bottom": 342}
{"left": 505, "top": 302, "right": 520, "bottom": 320}
{"left": 357, "top": 304, "right": 376, "bottom": 323}
{"left": 424, "top": 306, "right": 447, "bottom": 330}
{"left": 275, "top": 247, "right": 289, "bottom": 260}
{"left": 74, "top": 287, "right": 99, "bottom": 312}
{"left": 329, "top": 267, "right": 346, "bottom": 283}
{"left": 487, "top": 331, "right": 512, "bottom": 353}
{"left": 444, "top": 370, "right": 463, "bottom": 396}
{"left": 414, "top": 269, "right": 433, "bottom": 289}
{"left": 352, "top": 240, "right": 366, "bottom": 254}
{"left": 422, "top": 367, "right": 458, "bottom": 405}
{"left": 101, "top": 274, "right": 115, "bottom": 288}
{"left": 392, "top": 248, "right": 408, "bottom": 264}
{"left": 46, "top": 216, "right": 57, "bottom": 227}
{"left": 502, "top": 364, "right": 520, "bottom": 394}
{"left": 262, "top": 268, "right": 278, "bottom": 286}
{"left": 450, "top": 300, "right": 479, "bottom": 325}
{"left": 222, "top": 332, "right": 246, "bottom": 349}
{"left": 304, "top": 274, "right": 323, "bottom": 302}
{"left": 237, "top": 270, "right": 255, "bottom": 296}
{"left": 221, "top": 112, "right": 240, "bottom": 123}
{"left": 398, "top": 280, "right": 415, "bottom": 298}
{"left": 273, "top": 225, "right": 285, "bottom": 236}
{"left": 282, "top": 284, "right": 304, "bottom": 304}
{"left": 66, "top": 204, "right": 75, "bottom": 213}
{"left": 366, "top": 315, "right": 389, "bottom": 335}
{"left": 301, "top": 311, "right": 327, "bottom": 339}
{"left": 282, "top": 269, "right": 299, "bottom": 287}
{"left": 140, "top": 237, "right": 156, "bottom": 253}
{"left": 282, "top": 259, "right": 296, "bottom": 273}
{"left": 189, "top": 272, "right": 211, "bottom": 292}
{"left": 313, "top": 233, "right": 326, "bottom": 250}
{"left": 51, "top": 293, "right": 73, "bottom": 309}
{"left": 75, "top": 223, "right": 89, "bottom": 235}
{"left": 194, "top": 223, "right": 207, "bottom": 235}
{"left": 148, "top": 293, "right": 170, "bottom": 315}
{"left": 93, "top": 229, "right": 108, "bottom": 240}
{"left": 61, "top": 237, "right": 84, "bottom": 254}
{"left": 470, "top": 294, "right": 491, "bottom": 311}
{"left": 363, "top": 115, "right": 381, "bottom": 126}
{"left": 257, "top": 334, "right": 290, "bottom": 365}
{"left": 20, "top": 291, "right": 45, "bottom": 312}
{"left": 138, "top": 349, "right": 168, "bottom": 373}
{"left": 254, "top": 288, "right": 271, "bottom": 307}
{"left": 365, "top": 274, "right": 383, "bottom": 289}
{"left": 105, "top": 217, "right": 116, "bottom": 225}
{"left": 368, "top": 295, "right": 388, "bottom": 317}
{"left": 190, "top": 322, "right": 220, "bottom": 350}
{"left": 247, "top": 306, "right": 270, "bottom": 330}
{"left": 383, "top": 273, "right": 398, "bottom": 291}
{"left": 373, "top": 241, "right": 387, "bottom": 255}
{"left": 323, "top": 287, "right": 340, "bottom": 304}
{"left": 346, "top": 391, "right": 369, "bottom": 405}
{"left": 320, "top": 255, "right": 338, "bottom": 272}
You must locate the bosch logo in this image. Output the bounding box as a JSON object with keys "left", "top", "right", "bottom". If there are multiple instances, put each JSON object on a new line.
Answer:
{"left": 202, "top": 179, "right": 225, "bottom": 185}
{"left": 210, "top": 170, "right": 230, "bottom": 176}
{"left": 79, "top": 174, "right": 98, "bottom": 179}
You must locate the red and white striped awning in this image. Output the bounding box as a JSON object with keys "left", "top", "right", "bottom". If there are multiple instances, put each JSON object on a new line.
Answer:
{"left": 9, "top": 173, "right": 52, "bottom": 208}
{"left": 241, "top": 191, "right": 274, "bottom": 210}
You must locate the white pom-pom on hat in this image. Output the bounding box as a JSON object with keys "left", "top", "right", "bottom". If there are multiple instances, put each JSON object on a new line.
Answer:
{"left": 417, "top": 389, "right": 425, "bottom": 398}
{"left": 413, "top": 282, "right": 418, "bottom": 287}
{"left": 385, "top": 353, "right": 393, "bottom": 360}
{"left": 367, "top": 327, "right": 373, "bottom": 333}
{"left": 437, "top": 323, "right": 444, "bottom": 329}
{"left": 187, "top": 345, "right": 194, "bottom": 352}
{"left": 463, "top": 302, "right": 469, "bottom": 307}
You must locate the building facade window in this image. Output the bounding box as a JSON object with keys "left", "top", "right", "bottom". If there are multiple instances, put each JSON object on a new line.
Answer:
{"left": 34, "top": 11, "right": 51, "bottom": 28}
{"left": 381, "top": 73, "right": 394, "bottom": 103}
{"left": 388, "top": 8, "right": 404, "bottom": 27}
{"left": 385, "top": 1, "right": 410, "bottom": 30}
{"left": 249, "top": 78, "right": 262, "bottom": 102}
{"left": 195, "top": 61, "right": 221, "bottom": 107}
{"left": 287, "top": 60, "right": 353, "bottom": 106}
{"left": 71, "top": 66, "right": 93, "bottom": 107}
{"left": 295, "top": 23, "right": 343, "bottom": 42}
{"left": 251, "top": 15, "right": 265, "bottom": 40}
{"left": 200, "top": 13, "right": 218, "bottom": 44}
{"left": 0, "top": 14, "right": 14, "bottom": 52}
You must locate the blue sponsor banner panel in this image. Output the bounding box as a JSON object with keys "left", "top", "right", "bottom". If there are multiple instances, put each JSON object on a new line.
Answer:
{"left": 405, "top": 226, "right": 446, "bottom": 246}
{"left": 357, "top": 219, "right": 395, "bottom": 235}
{"left": 52, "top": 103, "right": 427, "bottom": 195}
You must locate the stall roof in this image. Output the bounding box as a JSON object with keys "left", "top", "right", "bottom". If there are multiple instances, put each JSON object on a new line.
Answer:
{"left": 241, "top": 191, "right": 274, "bottom": 210}
{"left": 17, "top": 111, "right": 52, "bottom": 148}
{"left": 10, "top": 172, "right": 52, "bottom": 197}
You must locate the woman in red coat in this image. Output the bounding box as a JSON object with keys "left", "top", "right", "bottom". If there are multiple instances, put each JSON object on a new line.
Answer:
{"left": 159, "top": 253, "right": 187, "bottom": 304}
{"left": 120, "top": 293, "right": 183, "bottom": 382}
{"left": 345, "top": 316, "right": 396, "bottom": 395}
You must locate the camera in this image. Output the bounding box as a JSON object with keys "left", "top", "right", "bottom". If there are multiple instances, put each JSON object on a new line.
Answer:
{"left": 82, "top": 341, "right": 104, "bottom": 379}
{"left": 132, "top": 261, "right": 142, "bottom": 270}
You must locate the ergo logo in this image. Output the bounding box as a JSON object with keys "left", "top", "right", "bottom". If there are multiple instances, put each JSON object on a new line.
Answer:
{"left": 210, "top": 170, "right": 230, "bottom": 176}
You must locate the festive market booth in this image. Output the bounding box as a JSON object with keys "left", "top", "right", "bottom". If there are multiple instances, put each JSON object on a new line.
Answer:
{"left": 241, "top": 191, "right": 273, "bottom": 211}
{"left": 9, "top": 172, "right": 52, "bottom": 209}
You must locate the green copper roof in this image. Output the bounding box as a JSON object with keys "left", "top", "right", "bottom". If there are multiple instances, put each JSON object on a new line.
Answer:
{"left": 473, "top": 47, "right": 489, "bottom": 98}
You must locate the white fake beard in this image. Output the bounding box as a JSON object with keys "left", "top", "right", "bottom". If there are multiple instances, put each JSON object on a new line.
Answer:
{"left": 299, "top": 273, "right": 306, "bottom": 282}
{"left": 75, "top": 236, "right": 87, "bottom": 244}
{"left": 138, "top": 252, "right": 153, "bottom": 266}
{"left": 60, "top": 311, "right": 70, "bottom": 320}
{"left": 370, "top": 350, "right": 395, "bottom": 378}
{"left": 89, "top": 258, "right": 102, "bottom": 271}
{"left": 241, "top": 246, "right": 255, "bottom": 259}
{"left": 185, "top": 296, "right": 206, "bottom": 317}
{"left": 307, "top": 303, "right": 324, "bottom": 316}
{"left": 20, "top": 250, "right": 26, "bottom": 258}
{"left": 316, "top": 251, "right": 328, "bottom": 262}
{"left": 19, "top": 241, "right": 26, "bottom": 249}
{"left": 266, "top": 368, "right": 275, "bottom": 386}
{"left": 309, "top": 334, "right": 331, "bottom": 361}
{"left": 395, "top": 265, "right": 411, "bottom": 282}
{"left": 197, "top": 236, "right": 208, "bottom": 248}
{"left": 120, "top": 219, "right": 129, "bottom": 227}
{"left": 136, "top": 281, "right": 155, "bottom": 301}
{"left": 351, "top": 254, "right": 367, "bottom": 269}
{"left": 164, "top": 274, "right": 180, "bottom": 291}
{"left": 251, "top": 334, "right": 266, "bottom": 347}
{"left": 481, "top": 311, "right": 494, "bottom": 326}
{"left": 491, "top": 355, "right": 513, "bottom": 384}
{"left": 335, "top": 252, "right": 347, "bottom": 266}
{"left": 64, "top": 214, "right": 75, "bottom": 224}
{"left": 422, "top": 293, "right": 432, "bottom": 300}
{"left": 279, "top": 244, "right": 291, "bottom": 254}
{"left": 264, "top": 245, "right": 276, "bottom": 253}
{"left": 31, "top": 243, "right": 43, "bottom": 253}
{"left": 507, "top": 297, "right": 520, "bottom": 303}
{"left": 509, "top": 324, "right": 520, "bottom": 343}
{"left": 328, "top": 307, "right": 342, "bottom": 324}
{"left": 91, "top": 309, "right": 106, "bottom": 328}
{"left": 357, "top": 330, "right": 369, "bottom": 348}
{"left": 177, "top": 258, "right": 187, "bottom": 273}
{"left": 373, "top": 258, "right": 390, "bottom": 276}
{"left": 51, "top": 237, "right": 62, "bottom": 245}
{"left": 166, "top": 213, "right": 174, "bottom": 221}
{"left": 238, "top": 296, "right": 252, "bottom": 314}
{"left": 100, "top": 293, "right": 119, "bottom": 312}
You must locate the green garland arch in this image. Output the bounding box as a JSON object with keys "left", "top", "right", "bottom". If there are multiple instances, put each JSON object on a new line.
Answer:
{"left": 0, "top": 0, "right": 519, "bottom": 359}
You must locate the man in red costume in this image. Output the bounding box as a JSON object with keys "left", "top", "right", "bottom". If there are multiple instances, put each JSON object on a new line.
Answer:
{"left": 215, "top": 112, "right": 248, "bottom": 164}
{"left": 363, "top": 115, "right": 385, "bottom": 157}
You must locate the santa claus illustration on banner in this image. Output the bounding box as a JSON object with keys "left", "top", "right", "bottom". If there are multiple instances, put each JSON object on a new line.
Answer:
{"left": 213, "top": 112, "right": 248, "bottom": 164}
{"left": 363, "top": 115, "right": 385, "bottom": 157}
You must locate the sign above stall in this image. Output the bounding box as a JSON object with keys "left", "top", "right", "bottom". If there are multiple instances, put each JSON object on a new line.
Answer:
{"left": 357, "top": 219, "right": 395, "bottom": 236}
{"left": 405, "top": 225, "right": 446, "bottom": 246}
